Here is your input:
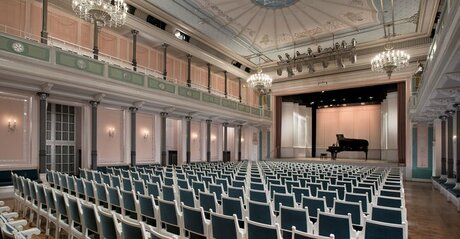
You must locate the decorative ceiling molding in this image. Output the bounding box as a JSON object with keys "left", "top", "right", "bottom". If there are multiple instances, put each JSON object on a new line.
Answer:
{"left": 436, "top": 87, "right": 460, "bottom": 97}
{"left": 446, "top": 72, "right": 460, "bottom": 82}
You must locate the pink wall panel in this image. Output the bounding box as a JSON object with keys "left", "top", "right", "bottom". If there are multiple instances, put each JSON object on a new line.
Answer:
{"left": 166, "top": 57, "right": 174, "bottom": 81}
{"left": 119, "top": 38, "right": 128, "bottom": 61}
{"left": 157, "top": 52, "right": 164, "bottom": 73}
{"left": 97, "top": 108, "right": 123, "bottom": 164}
{"left": 136, "top": 113, "right": 154, "bottom": 162}
{"left": 148, "top": 50, "right": 157, "bottom": 71}
{"left": 80, "top": 23, "right": 92, "bottom": 49}
{"left": 199, "top": 68, "right": 207, "bottom": 87}
{"left": 48, "top": 12, "right": 78, "bottom": 44}
{"left": 191, "top": 121, "right": 201, "bottom": 160}
{"left": 136, "top": 45, "right": 149, "bottom": 67}
{"left": 0, "top": 97, "right": 26, "bottom": 161}
{"left": 98, "top": 31, "right": 118, "bottom": 56}
{"left": 173, "top": 58, "right": 182, "bottom": 82}
{"left": 0, "top": 0, "right": 26, "bottom": 37}
{"left": 29, "top": 4, "right": 42, "bottom": 39}
{"left": 211, "top": 124, "right": 218, "bottom": 159}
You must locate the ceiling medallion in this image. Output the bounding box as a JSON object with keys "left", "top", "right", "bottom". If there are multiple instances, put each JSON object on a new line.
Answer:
{"left": 253, "top": 0, "right": 298, "bottom": 9}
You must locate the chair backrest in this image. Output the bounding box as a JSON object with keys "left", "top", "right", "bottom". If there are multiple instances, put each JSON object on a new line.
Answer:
{"left": 249, "top": 189, "right": 268, "bottom": 203}
{"left": 97, "top": 206, "right": 120, "bottom": 239}
{"left": 54, "top": 190, "right": 67, "bottom": 217}
{"left": 328, "top": 185, "right": 346, "bottom": 200}
{"left": 181, "top": 204, "right": 207, "bottom": 236}
{"left": 370, "top": 205, "right": 403, "bottom": 224}
{"left": 75, "top": 177, "right": 85, "bottom": 198}
{"left": 101, "top": 173, "right": 111, "bottom": 185}
{"left": 232, "top": 180, "right": 245, "bottom": 188}
{"left": 333, "top": 200, "right": 363, "bottom": 227}
{"left": 80, "top": 200, "right": 99, "bottom": 236}
{"left": 317, "top": 190, "right": 338, "bottom": 208}
{"left": 301, "top": 196, "right": 327, "bottom": 219}
{"left": 177, "top": 178, "right": 189, "bottom": 189}
{"left": 133, "top": 179, "right": 146, "bottom": 195}
{"left": 83, "top": 179, "right": 95, "bottom": 200}
{"left": 146, "top": 182, "right": 161, "bottom": 198}
{"left": 250, "top": 182, "right": 265, "bottom": 190}
{"left": 162, "top": 185, "right": 175, "bottom": 201}
{"left": 245, "top": 217, "right": 282, "bottom": 239}
{"left": 122, "top": 177, "right": 132, "bottom": 191}
{"left": 44, "top": 187, "right": 56, "bottom": 211}
{"left": 317, "top": 211, "right": 353, "bottom": 239}
{"left": 273, "top": 192, "right": 295, "bottom": 212}
{"left": 120, "top": 216, "right": 148, "bottom": 239}
{"left": 158, "top": 198, "right": 178, "bottom": 226}
{"left": 291, "top": 226, "right": 335, "bottom": 239}
{"left": 179, "top": 188, "right": 196, "bottom": 207}
{"left": 221, "top": 196, "right": 244, "bottom": 220}
{"left": 164, "top": 177, "right": 174, "bottom": 186}
{"left": 65, "top": 194, "right": 81, "bottom": 224}
{"left": 210, "top": 211, "right": 241, "bottom": 239}
{"left": 292, "top": 186, "right": 310, "bottom": 203}
{"left": 376, "top": 196, "right": 403, "bottom": 209}
{"left": 215, "top": 178, "right": 229, "bottom": 192}
{"left": 111, "top": 175, "right": 122, "bottom": 188}
{"left": 306, "top": 182, "right": 322, "bottom": 197}
{"left": 209, "top": 183, "right": 225, "bottom": 201}
{"left": 227, "top": 186, "right": 245, "bottom": 200}
{"left": 285, "top": 180, "right": 300, "bottom": 193}
{"left": 95, "top": 182, "right": 108, "bottom": 204}
{"left": 199, "top": 191, "right": 218, "bottom": 213}
{"left": 269, "top": 184, "right": 287, "bottom": 198}
{"left": 362, "top": 219, "right": 406, "bottom": 239}
{"left": 279, "top": 205, "right": 311, "bottom": 239}
{"left": 352, "top": 187, "right": 373, "bottom": 203}
{"left": 248, "top": 200, "right": 273, "bottom": 225}
{"left": 137, "top": 194, "right": 156, "bottom": 226}
{"left": 120, "top": 189, "right": 137, "bottom": 218}
{"left": 107, "top": 186, "right": 121, "bottom": 210}
{"left": 344, "top": 192, "right": 369, "bottom": 213}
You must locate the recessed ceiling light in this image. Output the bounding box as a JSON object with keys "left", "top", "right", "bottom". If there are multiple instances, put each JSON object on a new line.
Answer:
{"left": 342, "top": 104, "right": 347, "bottom": 107}
{"left": 369, "top": 96, "right": 373, "bottom": 100}
{"left": 332, "top": 99, "right": 336, "bottom": 102}
{"left": 321, "top": 91, "right": 325, "bottom": 93}
{"left": 342, "top": 98, "right": 346, "bottom": 101}
{"left": 358, "top": 97, "right": 362, "bottom": 100}
{"left": 320, "top": 100, "right": 323, "bottom": 103}
{"left": 361, "top": 102, "right": 365, "bottom": 105}
{"left": 310, "top": 101, "right": 315, "bottom": 105}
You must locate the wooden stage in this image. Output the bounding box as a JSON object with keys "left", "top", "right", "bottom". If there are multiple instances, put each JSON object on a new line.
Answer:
{"left": 271, "top": 157, "right": 400, "bottom": 167}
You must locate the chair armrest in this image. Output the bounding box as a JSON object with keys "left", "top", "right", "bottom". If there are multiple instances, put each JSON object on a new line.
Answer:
{"left": 17, "top": 228, "right": 41, "bottom": 239}
{"left": 0, "top": 206, "right": 11, "bottom": 213}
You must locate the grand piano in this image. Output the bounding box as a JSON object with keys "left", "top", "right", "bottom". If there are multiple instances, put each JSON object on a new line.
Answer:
{"left": 327, "top": 134, "right": 369, "bottom": 160}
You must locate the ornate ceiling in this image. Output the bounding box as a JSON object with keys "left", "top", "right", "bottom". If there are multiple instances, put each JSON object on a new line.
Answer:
{"left": 146, "top": 0, "right": 425, "bottom": 65}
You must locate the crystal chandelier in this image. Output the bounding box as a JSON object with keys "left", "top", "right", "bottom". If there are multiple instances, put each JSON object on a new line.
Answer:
{"left": 72, "top": 0, "right": 128, "bottom": 59}
{"left": 371, "top": 43, "right": 410, "bottom": 78}
{"left": 72, "top": 0, "right": 128, "bottom": 28}
{"left": 247, "top": 67, "right": 272, "bottom": 95}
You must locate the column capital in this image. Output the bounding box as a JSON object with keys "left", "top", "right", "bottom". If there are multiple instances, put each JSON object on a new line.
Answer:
{"left": 131, "top": 29, "right": 139, "bottom": 35}
{"left": 223, "top": 122, "right": 229, "bottom": 127}
{"left": 89, "top": 101, "right": 100, "bottom": 107}
{"left": 445, "top": 110, "right": 455, "bottom": 117}
{"left": 185, "top": 116, "right": 192, "bottom": 121}
{"left": 453, "top": 103, "right": 460, "bottom": 111}
{"left": 206, "top": 119, "right": 212, "bottom": 124}
{"left": 187, "top": 54, "right": 193, "bottom": 59}
{"left": 37, "top": 92, "right": 49, "bottom": 100}
{"left": 160, "top": 112, "right": 168, "bottom": 117}
{"left": 207, "top": 63, "right": 212, "bottom": 68}
{"left": 162, "top": 43, "right": 169, "bottom": 48}
{"left": 129, "top": 107, "right": 138, "bottom": 112}
{"left": 439, "top": 115, "right": 448, "bottom": 121}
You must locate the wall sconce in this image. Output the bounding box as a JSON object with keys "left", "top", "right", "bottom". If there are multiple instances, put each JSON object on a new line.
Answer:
{"left": 143, "top": 130, "right": 149, "bottom": 139}
{"left": 191, "top": 133, "right": 198, "bottom": 141}
{"left": 8, "top": 119, "right": 16, "bottom": 132}
{"left": 241, "top": 138, "right": 245, "bottom": 142}
{"left": 211, "top": 135, "right": 216, "bottom": 142}
{"left": 108, "top": 127, "right": 115, "bottom": 137}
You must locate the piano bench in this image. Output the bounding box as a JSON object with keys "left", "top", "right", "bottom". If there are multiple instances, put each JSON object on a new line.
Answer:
{"left": 320, "top": 153, "right": 328, "bottom": 160}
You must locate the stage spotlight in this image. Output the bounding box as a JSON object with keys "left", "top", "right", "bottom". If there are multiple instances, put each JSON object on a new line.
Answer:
{"left": 351, "top": 38, "right": 357, "bottom": 47}
{"left": 336, "top": 56, "right": 345, "bottom": 68}
{"left": 350, "top": 53, "right": 357, "bottom": 64}
{"left": 322, "top": 60, "right": 329, "bottom": 68}
{"left": 307, "top": 48, "right": 313, "bottom": 55}
{"left": 285, "top": 53, "right": 291, "bottom": 60}
{"left": 335, "top": 42, "right": 340, "bottom": 50}
{"left": 317, "top": 45, "right": 322, "bottom": 53}
{"left": 341, "top": 40, "right": 347, "bottom": 49}
{"left": 278, "top": 55, "right": 283, "bottom": 61}
{"left": 296, "top": 63, "right": 303, "bottom": 72}
{"left": 307, "top": 63, "right": 315, "bottom": 73}
{"left": 296, "top": 51, "right": 301, "bottom": 57}
{"left": 287, "top": 66, "right": 294, "bottom": 76}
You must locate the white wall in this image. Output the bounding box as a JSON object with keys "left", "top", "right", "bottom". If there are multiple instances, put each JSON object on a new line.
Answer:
{"left": 381, "top": 92, "right": 398, "bottom": 162}
{"left": 281, "top": 102, "right": 311, "bottom": 158}
{"left": 97, "top": 107, "right": 125, "bottom": 165}
{"left": 136, "top": 112, "right": 155, "bottom": 163}
{"left": 317, "top": 104, "right": 381, "bottom": 159}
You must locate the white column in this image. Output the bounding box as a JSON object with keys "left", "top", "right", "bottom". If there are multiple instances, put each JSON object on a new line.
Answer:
{"left": 217, "top": 123, "right": 223, "bottom": 161}
{"left": 200, "top": 120, "right": 207, "bottom": 162}
{"left": 180, "top": 118, "right": 187, "bottom": 165}
{"left": 154, "top": 114, "right": 161, "bottom": 164}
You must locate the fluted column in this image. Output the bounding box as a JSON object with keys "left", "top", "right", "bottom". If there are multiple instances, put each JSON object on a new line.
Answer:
{"left": 454, "top": 104, "right": 460, "bottom": 189}
{"left": 90, "top": 101, "right": 99, "bottom": 169}
{"left": 206, "top": 120, "right": 212, "bottom": 162}
{"left": 238, "top": 125, "right": 242, "bottom": 161}
{"left": 224, "top": 71, "right": 228, "bottom": 98}
{"left": 238, "top": 78, "right": 242, "bottom": 103}
{"left": 37, "top": 92, "right": 49, "bottom": 173}
{"left": 446, "top": 110, "right": 455, "bottom": 184}
{"left": 41, "top": 0, "right": 48, "bottom": 44}
{"left": 160, "top": 112, "right": 168, "bottom": 166}
{"left": 223, "top": 122, "right": 228, "bottom": 161}
{"left": 131, "top": 30, "right": 139, "bottom": 71}
{"left": 92, "top": 21, "right": 100, "bottom": 60}
{"left": 207, "top": 63, "right": 211, "bottom": 93}
{"left": 185, "top": 116, "right": 192, "bottom": 164}
{"left": 129, "top": 107, "right": 138, "bottom": 167}
{"left": 440, "top": 115, "right": 447, "bottom": 179}
{"left": 187, "top": 54, "right": 192, "bottom": 87}
{"left": 162, "top": 43, "right": 168, "bottom": 80}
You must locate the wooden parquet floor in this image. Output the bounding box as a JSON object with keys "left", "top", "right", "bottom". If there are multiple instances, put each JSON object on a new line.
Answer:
{"left": 3, "top": 181, "right": 460, "bottom": 238}
{"left": 405, "top": 181, "right": 460, "bottom": 239}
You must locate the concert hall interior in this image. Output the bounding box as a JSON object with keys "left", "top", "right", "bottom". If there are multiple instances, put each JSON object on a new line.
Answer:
{"left": 0, "top": 0, "right": 460, "bottom": 239}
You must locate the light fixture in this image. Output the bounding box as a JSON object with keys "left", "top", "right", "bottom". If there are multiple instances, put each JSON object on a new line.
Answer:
{"left": 247, "top": 54, "right": 272, "bottom": 95}
{"left": 143, "top": 130, "right": 149, "bottom": 139}
{"left": 277, "top": 37, "right": 357, "bottom": 76}
{"left": 108, "top": 127, "right": 115, "bottom": 137}
{"left": 72, "top": 0, "right": 128, "bottom": 59}
{"left": 8, "top": 119, "right": 16, "bottom": 132}
{"left": 191, "top": 133, "right": 198, "bottom": 140}
{"left": 211, "top": 135, "right": 216, "bottom": 142}
{"left": 371, "top": 0, "right": 410, "bottom": 78}
{"left": 241, "top": 138, "right": 245, "bottom": 142}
